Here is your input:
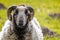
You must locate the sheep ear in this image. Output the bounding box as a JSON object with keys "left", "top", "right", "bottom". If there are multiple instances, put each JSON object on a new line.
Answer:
{"left": 27, "top": 6, "right": 34, "bottom": 20}
{"left": 7, "top": 6, "right": 17, "bottom": 21}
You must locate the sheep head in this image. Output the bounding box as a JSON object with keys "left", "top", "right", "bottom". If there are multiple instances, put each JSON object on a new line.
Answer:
{"left": 7, "top": 5, "right": 34, "bottom": 29}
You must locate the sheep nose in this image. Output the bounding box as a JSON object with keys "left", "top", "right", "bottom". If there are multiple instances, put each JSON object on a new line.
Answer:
{"left": 19, "top": 20, "right": 23, "bottom": 25}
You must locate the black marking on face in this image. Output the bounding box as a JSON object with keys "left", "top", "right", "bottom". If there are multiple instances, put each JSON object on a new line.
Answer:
{"left": 25, "top": 9, "right": 30, "bottom": 16}
{"left": 14, "top": 9, "right": 18, "bottom": 15}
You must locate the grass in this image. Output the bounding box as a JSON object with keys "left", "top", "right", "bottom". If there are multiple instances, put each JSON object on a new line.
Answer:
{"left": 0, "top": 0, "right": 60, "bottom": 40}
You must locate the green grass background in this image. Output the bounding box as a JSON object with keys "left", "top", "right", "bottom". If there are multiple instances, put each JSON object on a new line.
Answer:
{"left": 0, "top": 0, "right": 60, "bottom": 40}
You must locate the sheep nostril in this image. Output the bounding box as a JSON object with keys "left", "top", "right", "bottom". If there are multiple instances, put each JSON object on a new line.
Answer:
{"left": 19, "top": 23, "right": 23, "bottom": 26}
{"left": 19, "top": 21, "right": 23, "bottom": 26}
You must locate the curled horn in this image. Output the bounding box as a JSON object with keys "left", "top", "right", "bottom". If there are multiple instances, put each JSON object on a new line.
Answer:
{"left": 27, "top": 6, "right": 34, "bottom": 21}
{"left": 7, "top": 6, "right": 17, "bottom": 21}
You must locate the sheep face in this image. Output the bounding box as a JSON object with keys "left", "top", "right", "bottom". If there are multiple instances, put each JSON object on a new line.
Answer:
{"left": 13, "top": 6, "right": 29, "bottom": 28}
{"left": 7, "top": 5, "right": 34, "bottom": 29}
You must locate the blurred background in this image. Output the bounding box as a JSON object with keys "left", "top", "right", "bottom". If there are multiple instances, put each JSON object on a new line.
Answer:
{"left": 0, "top": 0, "right": 60, "bottom": 40}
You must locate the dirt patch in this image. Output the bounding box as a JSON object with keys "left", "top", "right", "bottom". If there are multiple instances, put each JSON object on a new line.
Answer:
{"left": 0, "top": 3, "right": 7, "bottom": 9}
{"left": 49, "top": 13, "right": 60, "bottom": 18}
{"left": 41, "top": 26, "right": 60, "bottom": 37}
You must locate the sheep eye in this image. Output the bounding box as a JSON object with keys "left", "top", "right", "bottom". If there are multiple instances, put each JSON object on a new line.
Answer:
{"left": 25, "top": 10, "right": 28, "bottom": 15}
{"left": 25, "top": 9, "right": 30, "bottom": 16}
{"left": 14, "top": 9, "right": 18, "bottom": 15}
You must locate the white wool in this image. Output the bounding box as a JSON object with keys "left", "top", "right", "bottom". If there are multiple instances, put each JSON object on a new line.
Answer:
{"left": 31, "top": 17, "right": 43, "bottom": 40}
{"left": 0, "top": 20, "right": 11, "bottom": 40}
{"left": 2, "top": 20, "right": 11, "bottom": 31}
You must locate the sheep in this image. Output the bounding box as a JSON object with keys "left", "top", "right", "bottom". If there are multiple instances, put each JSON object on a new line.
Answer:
{"left": 0, "top": 5, "right": 43, "bottom": 40}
